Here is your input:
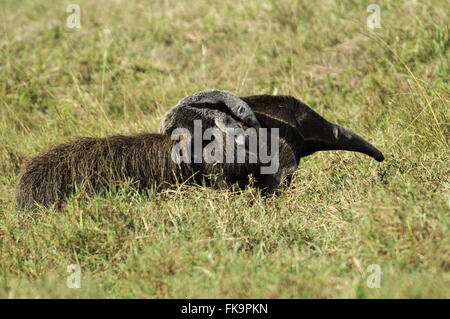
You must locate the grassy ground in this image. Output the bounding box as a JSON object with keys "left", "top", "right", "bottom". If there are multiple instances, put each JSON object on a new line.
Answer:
{"left": 0, "top": 0, "right": 448, "bottom": 298}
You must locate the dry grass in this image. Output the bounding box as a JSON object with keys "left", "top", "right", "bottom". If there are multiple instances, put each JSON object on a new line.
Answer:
{"left": 0, "top": 0, "right": 448, "bottom": 298}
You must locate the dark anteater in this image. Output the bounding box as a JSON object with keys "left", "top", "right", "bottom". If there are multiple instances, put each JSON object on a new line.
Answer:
{"left": 16, "top": 91, "right": 385, "bottom": 211}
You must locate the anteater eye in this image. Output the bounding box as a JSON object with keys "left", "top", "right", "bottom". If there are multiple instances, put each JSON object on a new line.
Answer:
{"left": 238, "top": 106, "right": 245, "bottom": 115}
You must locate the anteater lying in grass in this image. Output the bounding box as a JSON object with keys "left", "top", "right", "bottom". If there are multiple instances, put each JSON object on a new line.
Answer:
{"left": 16, "top": 90, "right": 384, "bottom": 211}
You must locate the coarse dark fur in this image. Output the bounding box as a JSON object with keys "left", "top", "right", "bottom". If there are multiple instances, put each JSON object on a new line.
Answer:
{"left": 15, "top": 134, "right": 191, "bottom": 211}
{"left": 240, "top": 95, "right": 384, "bottom": 163}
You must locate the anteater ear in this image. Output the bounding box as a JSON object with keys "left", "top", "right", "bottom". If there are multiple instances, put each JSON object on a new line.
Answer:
{"left": 294, "top": 101, "right": 384, "bottom": 162}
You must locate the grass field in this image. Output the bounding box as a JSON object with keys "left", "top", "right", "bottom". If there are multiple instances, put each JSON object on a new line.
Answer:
{"left": 0, "top": 0, "right": 448, "bottom": 298}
